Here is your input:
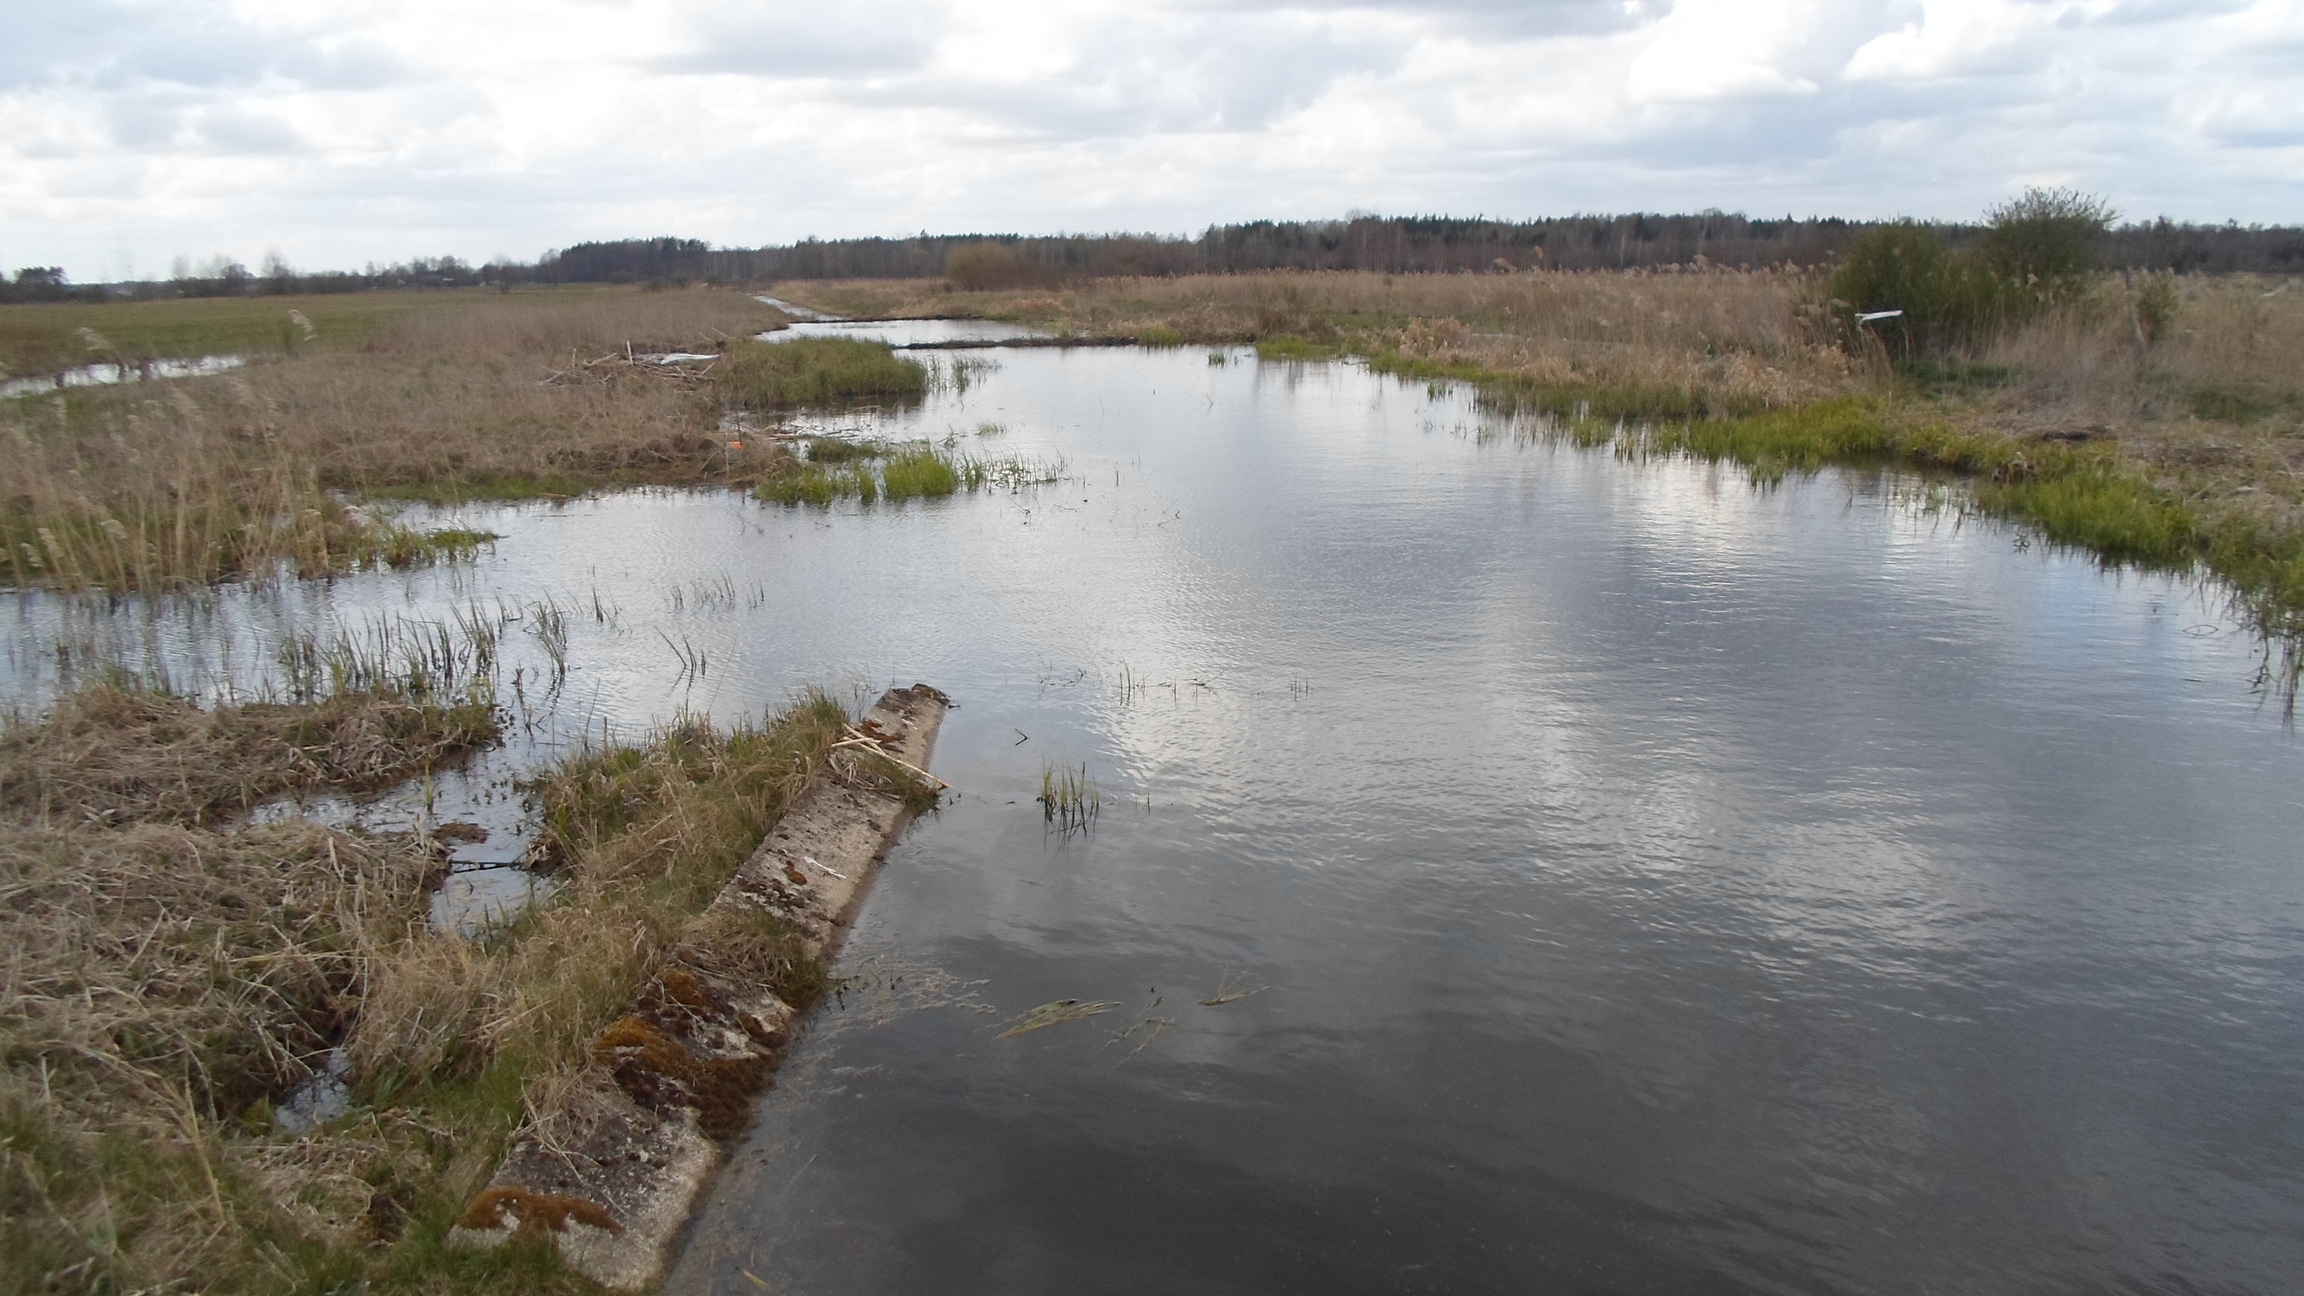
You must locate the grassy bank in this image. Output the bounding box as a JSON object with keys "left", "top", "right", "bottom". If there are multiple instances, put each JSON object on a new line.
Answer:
{"left": 1, "top": 669, "right": 864, "bottom": 1293}
{"left": 2, "top": 287, "right": 801, "bottom": 590}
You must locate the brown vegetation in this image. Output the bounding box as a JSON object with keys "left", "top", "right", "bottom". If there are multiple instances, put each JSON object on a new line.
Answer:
{"left": 1, "top": 684, "right": 498, "bottom": 827}
{"left": 3, "top": 286, "right": 790, "bottom": 590}
{"left": 0, "top": 672, "right": 852, "bottom": 1294}
{"left": 779, "top": 270, "right": 1859, "bottom": 409}
{"left": 0, "top": 679, "right": 491, "bottom": 1291}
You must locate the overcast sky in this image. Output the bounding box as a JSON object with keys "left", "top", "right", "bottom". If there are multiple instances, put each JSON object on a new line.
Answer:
{"left": 3, "top": 0, "right": 2298, "bottom": 279}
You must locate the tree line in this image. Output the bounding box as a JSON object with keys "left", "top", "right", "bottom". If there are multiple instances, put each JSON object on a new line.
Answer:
{"left": 8, "top": 210, "right": 2300, "bottom": 304}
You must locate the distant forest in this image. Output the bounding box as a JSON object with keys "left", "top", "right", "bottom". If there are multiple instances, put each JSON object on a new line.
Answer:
{"left": 7, "top": 213, "right": 2301, "bottom": 303}
{"left": 609, "top": 215, "right": 2304, "bottom": 283}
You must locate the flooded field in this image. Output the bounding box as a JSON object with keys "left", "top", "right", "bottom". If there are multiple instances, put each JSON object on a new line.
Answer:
{"left": 9, "top": 329, "right": 2303, "bottom": 1292}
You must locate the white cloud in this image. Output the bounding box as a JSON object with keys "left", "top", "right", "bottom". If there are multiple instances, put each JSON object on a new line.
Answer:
{"left": 0, "top": 0, "right": 2297, "bottom": 278}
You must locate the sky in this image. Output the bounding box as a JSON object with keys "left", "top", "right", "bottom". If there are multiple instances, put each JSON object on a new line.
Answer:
{"left": 2, "top": 0, "right": 2299, "bottom": 280}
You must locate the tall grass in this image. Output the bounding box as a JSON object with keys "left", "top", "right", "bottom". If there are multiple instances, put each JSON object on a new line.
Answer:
{"left": 755, "top": 441, "right": 1062, "bottom": 505}
{"left": 776, "top": 269, "right": 1857, "bottom": 414}
{"left": 1, "top": 288, "right": 794, "bottom": 591}
{"left": 0, "top": 681, "right": 854, "bottom": 1295}
{"left": 0, "top": 387, "right": 497, "bottom": 590}
{"left": 715, "top": 336, "right": 928, "bottom": 408}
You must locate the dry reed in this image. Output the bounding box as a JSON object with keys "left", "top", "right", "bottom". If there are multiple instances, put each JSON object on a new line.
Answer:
{"left": 0, "top": 681, "right": 854, "bottom": 1293}
{"left": 0, "top": 684, "right": 498, "bottom": 827}
{"left": 2, "top": 287, "right": 789, "bottom": 591}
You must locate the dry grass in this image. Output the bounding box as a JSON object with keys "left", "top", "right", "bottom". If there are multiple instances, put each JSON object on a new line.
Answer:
{"left": 0, "top": 684, "right": 498, "bottom": 828}
{"left": 0, "top": 818, "right": 440, "bottom": 1293}
{"left": 1965, "top": 275, "right": 2304, "bottom": 526}
{"left": 776, "top": 270, "right": 1859, "bottom": 411}
{"left": 2, "top": 287, "right": 790, "bottom": 590}
{"left": 0, "top": 680, "right": 854, "bottom": 1294}
{"left": 0, "top": 675, "right": 507, "bottom": 1291}
{"left": 352, "top": 701, "right": 847, "bottom": 1091}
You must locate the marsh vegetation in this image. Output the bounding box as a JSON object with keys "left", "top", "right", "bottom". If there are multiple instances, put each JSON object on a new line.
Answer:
{"left": 755, "top": 440, "right": 1063, "bottom": 505}
{"left": 1, "top": 287, "right": 793, "bottom": 590}
{"left": 0, "top": 647, "right": 861, "bottom": 1293}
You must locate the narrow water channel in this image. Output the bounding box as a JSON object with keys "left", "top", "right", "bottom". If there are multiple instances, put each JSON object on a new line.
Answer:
{"left": 9, "top": 337, "right": 2300, "bottom": 1292}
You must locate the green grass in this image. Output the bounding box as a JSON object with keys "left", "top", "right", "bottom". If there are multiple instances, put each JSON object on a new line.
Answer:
{"left": 806, "top": 436, "right": 878, "bottom": 463}
{"left": 0, "top": 291, "right": 466, "bottom": 376}
{"left": 714, "top": 337, "right": 928, "bottom": 408}
{"left": 2188, "top": 385, "right": 2290, "bottom": 425}
{"left": 880, "top": 444, "right": 961, "bottom": 498}
{"left": 1254, "top": 337, "right": 1346, "bottom": 362}
{"left": 1037, "top": 760, "right": 1101, "bottom": 833}
{"left": 757, "top": 461, "right": 877, "bottom": 505}
{"left": 755, "top": 442, "right": 1059, "bottom": 505}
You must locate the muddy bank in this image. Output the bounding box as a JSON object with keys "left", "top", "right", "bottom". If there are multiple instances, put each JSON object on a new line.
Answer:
{"left": 448, "top": 684, "right": 949, "bottom": 1289}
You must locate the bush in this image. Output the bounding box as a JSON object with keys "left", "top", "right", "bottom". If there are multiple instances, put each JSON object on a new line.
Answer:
{"left": 1977, "top": 187, "right": 2116, "bottom": 287}
{"left": 2134, "top": 272, "right": 2180, "bottom": 345}
{"left": 944, "top": 243, "right": 1050, "bottom": 291}
{"left": 1829, "top": 223, "right": 2023, "bottom": 355}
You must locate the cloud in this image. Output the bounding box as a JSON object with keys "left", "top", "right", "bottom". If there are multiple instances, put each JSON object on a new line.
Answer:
{"left": 1, "top": 0, "right": 2297, "bottom": 279}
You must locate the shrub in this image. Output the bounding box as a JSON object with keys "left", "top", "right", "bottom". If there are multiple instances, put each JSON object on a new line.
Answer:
{"left": 2134, "top": 272, "right": 2180, "bottom": 345}
{"left": 1977, "top": 187, "right": 2116, "bottom": 287}
{"left": 944, "top": 242, "right": 1050, "bottom": 292}
{"left": 1829, "top": 223, "right": 2022, "bottom": 355}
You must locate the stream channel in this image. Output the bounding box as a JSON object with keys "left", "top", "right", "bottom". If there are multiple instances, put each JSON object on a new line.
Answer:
{"left": 9, "top": 320, "right": 2304, "bottom": 1293}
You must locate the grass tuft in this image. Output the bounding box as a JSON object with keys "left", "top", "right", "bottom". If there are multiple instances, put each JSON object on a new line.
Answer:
{"left": 714, "top": 337, "right": 927, "bottom": 409}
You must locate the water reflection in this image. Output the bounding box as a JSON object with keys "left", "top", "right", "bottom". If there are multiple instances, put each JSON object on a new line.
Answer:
{"left": 0, "top": 353, "right": 245, "bottom": 399}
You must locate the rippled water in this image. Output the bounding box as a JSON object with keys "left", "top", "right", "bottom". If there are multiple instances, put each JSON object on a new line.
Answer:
{"left": 8, "top": 338, "right": 2300, "bottom": 1293}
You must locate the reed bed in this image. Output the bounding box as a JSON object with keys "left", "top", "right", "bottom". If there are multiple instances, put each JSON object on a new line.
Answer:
{"left": 714, "top": 336, "right": 927, "bottom": 408}
{"left": 2, "top": 288, "right": 790, "bottom": 591}
{"left": 0, "top": 670, "right": 877, "bottom": 1293}
{"left": 774, "top": 269, "right": 1858, "bottom": 412}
